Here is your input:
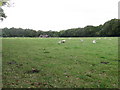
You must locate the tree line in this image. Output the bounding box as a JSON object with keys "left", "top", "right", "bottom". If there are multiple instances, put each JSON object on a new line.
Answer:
{"left": 2, "top": 19, "right": 120, "bottom": 37}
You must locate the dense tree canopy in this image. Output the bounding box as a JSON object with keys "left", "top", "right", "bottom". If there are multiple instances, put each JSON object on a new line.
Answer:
{"left": 2, "top": 19, "right": 120, "bottom": 37}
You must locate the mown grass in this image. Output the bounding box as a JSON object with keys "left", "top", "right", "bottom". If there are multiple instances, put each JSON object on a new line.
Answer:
{"left": 2, "top": 37, "right": 118, "bottom": 88}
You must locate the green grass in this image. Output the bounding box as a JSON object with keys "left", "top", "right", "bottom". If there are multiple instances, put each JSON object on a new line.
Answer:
{"left": 2, "top": 37, "right": 118, "bottom": 88}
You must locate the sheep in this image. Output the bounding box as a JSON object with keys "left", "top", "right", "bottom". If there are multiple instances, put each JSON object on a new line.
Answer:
{"left": 62, "top": 40, "right": 66, "bottom": 43}
{"left": 92, "top": 40, "right": 96, "bottom": 44}
{"left": 58, "top": 41, "right": 62, "bottom": 44}
{"left": 58, "top": 40, "right": 66, "bottom": 44}
{"left": 80, "top": 39, "right": 84, "bottom": 42}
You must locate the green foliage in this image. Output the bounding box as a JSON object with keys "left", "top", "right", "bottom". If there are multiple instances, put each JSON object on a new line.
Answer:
{"left": 0, "top": 0, "right": 10, "bottom": 21}
{"left": 2, "top": 19, "right": 120, "bottom": 37}
{"left": 0, "top": 7, "right": 6, "bottom": 20}
{"left": 99, "top": 19, "right": 120, "bottom": 36}
{"left": 0, "top": 0, "right": 9, "bottom": 6}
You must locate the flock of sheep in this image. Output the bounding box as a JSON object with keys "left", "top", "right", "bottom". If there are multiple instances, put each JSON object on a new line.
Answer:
{"left": 58, "top": 37, "right": 112, "bottom": 44}
{"left": 58, "top": 39, "right": 97, "bottom": 44}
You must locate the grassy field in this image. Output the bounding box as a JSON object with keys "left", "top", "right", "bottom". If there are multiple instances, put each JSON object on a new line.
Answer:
{"left": 2, "top": 37, "right": 118, "bottom": 88}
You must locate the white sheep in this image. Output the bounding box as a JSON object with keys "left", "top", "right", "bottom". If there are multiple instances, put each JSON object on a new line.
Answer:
{"left": 61, "top": 40, "right": 66, "bottom": 43}
{"left": 80, "top": 39, "right": 84, "bottom": 42}
{"left": 58, "top": 40, "right": 66, "bottom": 44}
{"left": 92, "top": 40, "right": 96, "bottom": 44}
{"left": 58, "top": 41, "right": 62, "bottom": 44}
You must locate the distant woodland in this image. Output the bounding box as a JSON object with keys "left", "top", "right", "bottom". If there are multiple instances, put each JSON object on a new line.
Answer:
{"left": 2, "top": 19, "right": 120, "bottom": 37}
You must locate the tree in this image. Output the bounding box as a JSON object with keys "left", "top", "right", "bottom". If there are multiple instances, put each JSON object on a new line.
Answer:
{"left": 2, "top": 19, "right": 120, "bottom": 37}
{"left": 0, "top": 0, "right": 10, "bottom": 21}
{"left": 99, "top": 19, "right": 120, "bottom": 36}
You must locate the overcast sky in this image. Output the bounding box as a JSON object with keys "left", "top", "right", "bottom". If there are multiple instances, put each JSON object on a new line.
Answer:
{"left": 1, "top": 0, "right": 119, "bottom": 31}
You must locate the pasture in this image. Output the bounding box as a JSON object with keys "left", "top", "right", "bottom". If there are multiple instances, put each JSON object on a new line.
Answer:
{"left": 2, "top": 37, "right": 118, "bottom": 88}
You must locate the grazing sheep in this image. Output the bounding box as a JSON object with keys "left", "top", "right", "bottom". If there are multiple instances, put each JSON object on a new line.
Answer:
{"left": 92, "top": 40, "right": 96, "bottom": 44}
{"left": 62, "top": 40, "right": 66, "bottom": 43}
{"left": 58, "top": 41, "right": 62, "bottom": 44}
{"left": 58, "top": 40, "right": 66, "bottom": 44}
{"left": 80, "top": 39, "right": 84, "bottom": 42}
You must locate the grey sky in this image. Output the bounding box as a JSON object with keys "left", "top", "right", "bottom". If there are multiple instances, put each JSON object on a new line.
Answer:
{"left": 1, "top": 0, "right": 119, "bottom": 31}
